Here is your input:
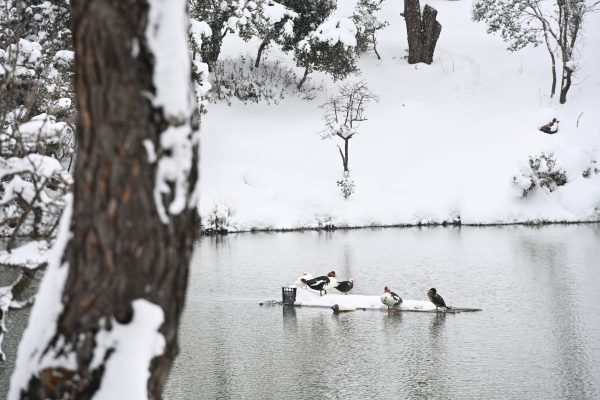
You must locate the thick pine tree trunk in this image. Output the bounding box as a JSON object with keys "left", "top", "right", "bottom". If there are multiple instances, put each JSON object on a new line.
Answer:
{"left": 9, "top": 0, "right": 200, "bottom": 399}
{"left": 404, "top": 0, "right": 442, "bottom": 65}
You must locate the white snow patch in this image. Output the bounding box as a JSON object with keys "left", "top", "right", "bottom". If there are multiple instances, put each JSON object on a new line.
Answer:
{"left": 0, "top": 241, "right": 48, "bottom": 268}
{"left": 145, "top": 0, "right": 194, "bottom": 119}
{"left": 91, "top": 299, "right": 165, "bottom": 400}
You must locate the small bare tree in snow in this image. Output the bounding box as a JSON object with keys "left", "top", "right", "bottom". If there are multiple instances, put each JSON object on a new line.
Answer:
{"left": 473, "top": 0, "right": 600, "bottom": 103}
{"left": 321, "top": 81, "right": 378, "bottom": 198}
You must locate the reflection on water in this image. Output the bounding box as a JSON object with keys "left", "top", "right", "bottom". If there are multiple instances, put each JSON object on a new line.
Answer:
{"left": 163, "top": 225, "right": 600, "bottom": 400}
{"left": 1, "top": 225, "right": 599, "bottom": 400}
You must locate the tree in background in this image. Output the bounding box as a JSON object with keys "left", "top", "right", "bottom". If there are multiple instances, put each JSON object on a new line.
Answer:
{"left": 321, "top": 81, "right": 378, "bottom": 199}
{"left": 293, "top": 17, "right": 359, "bottom": 89}
{"left": 237, "top": 0, "right": 298, "bottom": 67}
{"left": 473, "top": 0, "right": 599, "bottom": 103}
{"left": 9, "top": 0, "right": 208, "bottom": 398}
{"left": 352, "top": 0, "right": 389, "bottom": 60}
{"left": 190, "top": 0, "right": 246, "bottom": 71}
{"left": 279, "top": 0, "right": 357, "bottom": 89}
{"left": 403, "top": 0, "right": 442, "bottom": 64}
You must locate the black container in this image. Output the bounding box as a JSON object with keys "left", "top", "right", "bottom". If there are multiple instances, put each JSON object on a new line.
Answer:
{"left": 282, "top": 286, "right": 297, "bottom": 305}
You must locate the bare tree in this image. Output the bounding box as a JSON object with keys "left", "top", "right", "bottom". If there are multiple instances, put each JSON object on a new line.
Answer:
{"left": 9, "top": 0, "right": 203, "bottom": 399}
{"left": 321, "top": 81, "right": 378, "bottom": 175}
{"left": 473, "top": 0, "right": 599, "bottom": 103}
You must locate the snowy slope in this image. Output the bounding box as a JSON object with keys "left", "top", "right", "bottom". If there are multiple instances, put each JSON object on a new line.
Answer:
{"left": 199, "top": 0, "right": 600, "bottom": 230}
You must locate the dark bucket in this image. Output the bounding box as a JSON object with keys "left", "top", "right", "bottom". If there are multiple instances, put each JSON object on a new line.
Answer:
{"left": 282, "top": 286, "right": 297, "bottom": 305}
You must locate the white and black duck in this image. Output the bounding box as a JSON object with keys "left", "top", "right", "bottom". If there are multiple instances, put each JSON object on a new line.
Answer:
{"left": 380, "top": 286, "right": 402, "bottom": 310}
{"left": 301, "top": 271, "right": 337, "bottom": 296}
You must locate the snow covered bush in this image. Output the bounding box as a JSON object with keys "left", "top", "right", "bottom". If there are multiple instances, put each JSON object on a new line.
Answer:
{"left": 0, "top": 153, "right": 72, "bottom": 240}
{"left": 513, "top": 153, "right": 568, "bottom": 198}
{"left": 293, "top": 16, "right": 359, "bottom": 89}
{"left": 352, "top": 0, "right": 389, "bottom": 59}
{"left": 209, "top": 55, "right": 320, "bottom": 105}
{"left": 203, "top": 204, "right": 237, "bottom": 234}
{"left": 336, "top": 173, "right": 356, "bottom": 199}
{"left": 237, "top": 0, "right": 298, "bottom": 67}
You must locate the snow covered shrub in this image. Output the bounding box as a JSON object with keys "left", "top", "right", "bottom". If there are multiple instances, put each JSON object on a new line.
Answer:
{"left": 582, "top": 160, "right": 599, "bottom": 178}
{"left": 337, "top": 173, "right": 356, "bottom": 199}
{"left": 315, "top": 213, "right": 335, "bottom": 230}
{"left": 203, "top": 204, "right": 237, "bottom": 234}
{"left": 0, "top": 153, "right": 72, "bottom": 240}
{"left": 236, "top": 0, "right": 298, "bottom": 68}
{"left": 209, "top": 55, "right": 320, "bottom": 105}
{"left": 513, "top": 152, "right": 568, "bottom": 198}
{"left": 352, "top": 0, "right": 389, "bottom": 59}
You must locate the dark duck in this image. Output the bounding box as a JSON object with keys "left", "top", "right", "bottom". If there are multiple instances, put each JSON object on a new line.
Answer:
{"left": 427, "top": 288, "right": 451, "bottom": 311}
{"left": 301, "top": 271, "right": 337, "bottom": 296}
{"left": 380, "top": 287, "right": 402, "bottom": 310}
{"left": 335, "top": 279, "right": 355, "bottom": 295}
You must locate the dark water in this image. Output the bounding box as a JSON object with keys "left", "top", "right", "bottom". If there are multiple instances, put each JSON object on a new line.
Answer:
{"left": 165, "top": 225, "right": 600, "bottom": 400}
{"left": 1, "top": 225, "right": 599, "bottom": 399}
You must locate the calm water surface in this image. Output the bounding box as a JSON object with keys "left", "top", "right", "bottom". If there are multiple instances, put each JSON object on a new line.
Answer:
{"left": 165, "top": 225, "right": 600, "bottom": 400}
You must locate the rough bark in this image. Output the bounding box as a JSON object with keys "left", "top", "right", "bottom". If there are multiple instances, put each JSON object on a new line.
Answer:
{"left": 11, "top": 0, "right": 200, "bottom": 398}
{"left": 559, "top": 66, "right": 573, "bottom": 104}
{"left": 404, "top": 0, "right": 442, "bottom": 65}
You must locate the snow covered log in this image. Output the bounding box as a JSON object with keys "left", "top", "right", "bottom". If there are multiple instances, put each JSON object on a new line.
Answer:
{"left": 404, "top": 0, "right": 442, "bottom": 65}
{"left": 9, "top": 0, "right": 201, "bottom": 398}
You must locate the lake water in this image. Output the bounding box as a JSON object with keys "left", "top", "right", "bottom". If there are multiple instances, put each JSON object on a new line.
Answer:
{"left": 1, "top": 225, "right": 600, "bottom": 399}
{"left": 165, "top": 225, "right": 600, "bottom": 400}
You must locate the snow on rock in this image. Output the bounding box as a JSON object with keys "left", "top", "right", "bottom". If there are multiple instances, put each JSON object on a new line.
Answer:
{"left": 292, "top": 286, "right": 436, "bottom": 311}
{"left": 0, "top": 241, "right": 49, "bottom": 268}
{"left": 91, "top": 299, "right": 165, "bottom": 400}
{"left": 8, "top": 195, "right": 73, "bottom": 399}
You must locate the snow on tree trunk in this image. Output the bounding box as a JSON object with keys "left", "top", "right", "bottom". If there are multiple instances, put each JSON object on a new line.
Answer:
{"left": 404, "top": 0, "right": 441, "bottom": 65}
{"left": 9, "top": 0, "right": 200, "bottom": 398}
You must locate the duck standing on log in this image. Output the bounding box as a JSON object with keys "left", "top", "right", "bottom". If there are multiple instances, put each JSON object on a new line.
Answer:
{"left": 381, "top": 287, "right": 403, "bottom": 311}
{"left": 427, "top": 288, "right": 451, "bottom": 311}
{"left": 301, "top": 271, "right": 337, "bottom": 296}
{"left": 335, "top": 279, "right": 355, "bottom": 295}
{"left": 294, "top": 272, "right": 313, "bottom": 288}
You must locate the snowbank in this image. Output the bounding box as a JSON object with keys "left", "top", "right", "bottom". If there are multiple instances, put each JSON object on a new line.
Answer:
{"left": 198, "top": 0, "right": 600, "bottom": 230}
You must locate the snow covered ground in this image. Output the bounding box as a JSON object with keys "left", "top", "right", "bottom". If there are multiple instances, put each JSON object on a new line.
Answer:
{"left": 199, "top": 0, "right": 600, "bottom": 230}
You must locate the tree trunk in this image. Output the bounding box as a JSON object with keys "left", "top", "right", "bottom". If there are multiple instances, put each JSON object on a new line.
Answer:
{"left": 344, "top": 138, "right": 349, "bottom": 173}
{"left": 201, "top": 31, "right": 224, "bottom": 72}
{"left": 404, "top": 0, "right": 442, "bottom": 65}
{"left": 255, "top": 39, "right": 269, "bottom": 68}
{"left": 9, "top": 0, "right": 200, "bottom": 398}
{"left": 404, "top": 0, "right": 422, "bottom": 64}
{"left": 559, "top": 65, "right": 573, "bottom": 104}
{"left": 542, "top": 30, "right": 557, "bottom": 97}
{"left": 297, "top": 64, "right": 310, "bottom": 90}
{"left": 372, "top": 32, "right": 381, "bottom": 60}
